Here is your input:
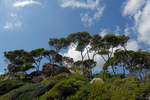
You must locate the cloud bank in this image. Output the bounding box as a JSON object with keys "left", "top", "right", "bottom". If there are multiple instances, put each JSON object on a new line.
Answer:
{"left": 123, "top": 0, "right": 150, "bottom": 48}
{"left": 63, "top": 45, "right": 105, "bottom": 73}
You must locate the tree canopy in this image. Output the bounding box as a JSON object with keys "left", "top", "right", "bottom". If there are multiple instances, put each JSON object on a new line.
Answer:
{"left": 2, "top": 32, "right": 150, "bottom": 81}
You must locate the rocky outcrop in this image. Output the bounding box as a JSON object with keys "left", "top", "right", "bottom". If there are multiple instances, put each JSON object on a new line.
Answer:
{"left": 69, "top": 69, "right": 83, "bottom": 75}
{"left": 42, "top": 63, "right": 70, "bottom": 79}
{"left": 23, "top": 71, "right": 43, "bottom": 83}
{"left": 30, "top": 71, "right": 43, "bottom": 83}
{"left": 3, "top": 75, "right": 20, "bottom": 81}
{"left": 90, "top": 78, "right": 104, "bottom": 84}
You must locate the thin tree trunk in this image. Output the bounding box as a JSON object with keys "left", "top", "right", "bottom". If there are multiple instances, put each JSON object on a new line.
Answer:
{"left": 123, "top": 65, "right": 126, "bottom": 76}
{"left": 111, "top": 65, "right": 116, "bottom": 75}
{"left": 86, "top": 47, "right": 90, "bottom": 60}
{"left": 92, "top": 53, "right": 96, "bottom": 61}
{"left": 81, "top": 52, "right": 84, "bottom": 61}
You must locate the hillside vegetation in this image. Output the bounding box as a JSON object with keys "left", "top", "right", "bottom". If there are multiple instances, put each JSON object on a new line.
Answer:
{"left": 1, "top": 32, "right": 150, "bottom": 100}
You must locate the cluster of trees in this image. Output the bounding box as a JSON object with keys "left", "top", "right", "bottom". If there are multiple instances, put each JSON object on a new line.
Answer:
{"left": 3, "top": 32, "right": 150, "bottom": 80}
{"left": 4, "top": 49, "right": 73, "bottom": 74}
{"left": 104, "top": 49, "right": 150, "bottom": 79}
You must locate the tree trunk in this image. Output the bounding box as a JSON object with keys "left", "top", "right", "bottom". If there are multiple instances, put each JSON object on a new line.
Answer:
{"left": 81, "top": 52, "right": 84, "bottom": 61}
{"left": 111, "top": 65, "right": 116, "bottom": 75}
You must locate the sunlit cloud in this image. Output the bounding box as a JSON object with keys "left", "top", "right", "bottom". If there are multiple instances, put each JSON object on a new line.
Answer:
{"left": 123, "top": 0, "right": 150, "bottom": 48}
{"left": 60, "top": 0, "right": 99, "bottom": 9}
{"left": 59, "top": 0, "right": 105, "bottom": 27}
{"left": 13, "top": 0, "right": 41, "bottom": 7}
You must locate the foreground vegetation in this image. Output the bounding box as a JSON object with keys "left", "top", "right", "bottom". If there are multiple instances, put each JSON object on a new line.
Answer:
{"left": 1, "top": 73, "right": 150, "bottom": 100}
{"left": 1, "top": 32, "right": 150, "bottom": 99}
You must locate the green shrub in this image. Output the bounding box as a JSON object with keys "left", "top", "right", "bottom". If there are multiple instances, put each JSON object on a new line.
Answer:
{"left": 70, "top": 73, "right": 89, "bottom": 81}
{"left": 38, "top": 74, "right": 88, "bottom": 100}
{"left": 67, "top": 76, "right": 148, "bottom": 100}
{"left": 0, "top": 75, "right": 4, "bottom": 81}
{"left": 67, "top": 82, "right": 111, "bottom": 100}
{"left": 111, "top": 78, "right": 147, "bottom": 100}
{"left": 1, "top": 73, "right": 150, "bottom": 100}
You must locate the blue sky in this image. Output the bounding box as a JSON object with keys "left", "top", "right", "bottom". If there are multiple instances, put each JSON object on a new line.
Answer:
{"left": 0, "top": 0, "right": 150, "bottom": 74}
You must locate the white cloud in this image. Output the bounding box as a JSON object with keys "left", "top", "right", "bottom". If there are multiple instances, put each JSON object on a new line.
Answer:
{"left": 63, "top": 45, "right": 105, "bottom": 73}
{"left": 123, "top": 0, "right": 150, "bottom": 48}
{"left": 59, "top": 0, "right": 105, "bottom": 27}
{"left": 126, "top": 40, "right": 140, "bottom": 50}
{"left": 80, "top": 13, "right": 93, "bottom": 27}
{"left": 3, "top": 23, "right": 13, "bottom": 29}
{"left": 63, "top": 46, "right": 81, "bottom": 62}
{"left": 124, "top": 24, "right": 130, "bottom": 36}
{"left": 94, "top": 7, "right": 105, "bottom": 20}
{"left": 13, "top": 0, "right": 41, "bottom": 7}
{"left": 1, "top": 0, "right": 41, "bottom": 30}
{"left": 99, "top": 28, "right": 108, "bottom": 37}
{"left": 3, "top": 12, "right": 22, "bottom": 30}
{"left": 10, "top": 13, "right": 17, "bottom": 17}
{"left": 0, "top": 72, "right": 4, "bottom": 75}
{"left": 60, "top": 0, "right": 99, "bottom": 9}
{"left": 3, "top": 21, "right": 22, "bottom": 30}
{"left": 114, "top": 26, "right": 121, "bottom": 35}
{"left": 123, "top": 0, "right": 145, "bottom": 16}
{"left": 136, "top": 1, "right": 150, "bottom": 46}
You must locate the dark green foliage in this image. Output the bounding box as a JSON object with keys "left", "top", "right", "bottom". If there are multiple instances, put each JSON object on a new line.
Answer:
{"left": 49, "top": 38, "right": 70, "bottom": 53}
{"left": 66, "top": 75, "right": 149, "bottom": 100}
{"left": 42, "top": 63, "right": 70, "bottom": 79}
{"left": 30, "top": 48, "right": 45, "bottom": 71}
{"left": 0, "top": 73, "right": 69, "bottom": 100}
{"left": 4, "top": 50, "right": 34, "bottom": 74}
{"left": 0, "top": 80, "right": 24, "bottom": 96}
{"left": 1, "top": 73, "right": 150, "bottom": 100}
{"left": 38, "top": 73, "right": 88, "bottom": 100}
{"left": 104, "top": 49, "right": 150, "bottom": 79}
{"left": 42, "top": 50, "right": 57, "bottom": 64}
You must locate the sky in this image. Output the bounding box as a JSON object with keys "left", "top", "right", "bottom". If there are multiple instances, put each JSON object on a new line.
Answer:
{"left": 0, "top": 0, "right": 150, "bottom": 74}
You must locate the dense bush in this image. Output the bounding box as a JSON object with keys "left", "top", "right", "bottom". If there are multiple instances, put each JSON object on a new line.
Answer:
{"left": 1, "top": 73, "right": 150, "bottom": 100}
{"left": 66, "top": 75, "right": 150, "bottom": 100}
{"left": 35, "top": 73, "right": 88, "bottom": 100}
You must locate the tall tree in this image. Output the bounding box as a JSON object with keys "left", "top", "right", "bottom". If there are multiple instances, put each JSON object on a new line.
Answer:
{"left": 67, "top": 32, "right": 92, "bottom": 61}
{"left": 30, "top": 48, "right": 45, "bottom": 71}
{"left": 74, "top": 59, "right": 96, "bottom": 79}
{"left": 95, "top": 34, "right": 129, "bottom": 80}
{"left": 42, "top": 50, "right": 57, "bottom": 64}
{"left": 90, "top": 34, "right": 103, "bottom": 61}
{"left": 49, "top": 38, "right": 70, "bottom": 53}
{"left": 104, "top": 49, "right": 150, "bottom": 79}
{"left": 62, "top": 56, "right": 74, "bottom": 67}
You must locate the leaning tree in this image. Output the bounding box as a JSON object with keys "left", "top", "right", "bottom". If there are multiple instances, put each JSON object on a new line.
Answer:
{"left": 4, "top": 49, "right": 34, "bottom": 75}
